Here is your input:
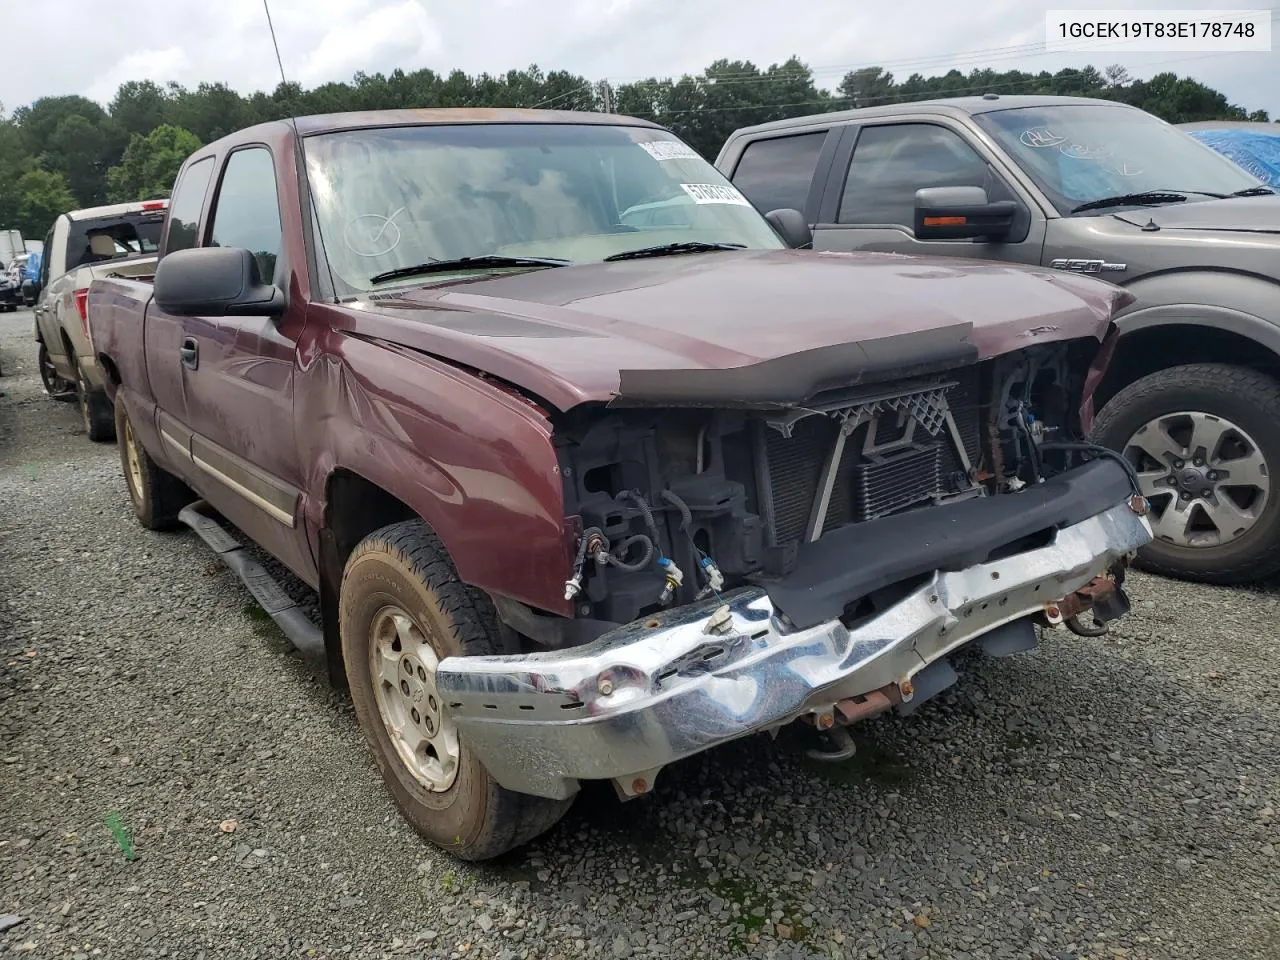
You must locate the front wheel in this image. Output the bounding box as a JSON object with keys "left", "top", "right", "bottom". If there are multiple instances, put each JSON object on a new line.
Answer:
{"left": 339, "top": 519, "right": 572, "bottom": 860}
{"left": 1091, "top": 362, "right": 1280, "bottom": 584}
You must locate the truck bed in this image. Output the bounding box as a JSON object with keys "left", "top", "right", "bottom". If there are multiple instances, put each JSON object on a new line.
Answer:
{"left": 87, "top": 276, "right": 154, "bottom": 407}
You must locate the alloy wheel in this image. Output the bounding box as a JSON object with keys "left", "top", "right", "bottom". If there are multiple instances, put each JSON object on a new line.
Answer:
{"left": 1122, "top": 410, "right": 1270, "bottom": 548}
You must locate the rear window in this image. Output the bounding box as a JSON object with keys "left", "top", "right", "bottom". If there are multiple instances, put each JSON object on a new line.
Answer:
{"left": 66, "top": 212, "right": 165, "bottom": 271}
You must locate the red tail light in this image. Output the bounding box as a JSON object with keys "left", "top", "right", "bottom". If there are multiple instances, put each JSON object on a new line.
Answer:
{"left": 141, "top": 201, "right": 166, "bottom": 211}
{"left": 74, "top": 288, "right": 91, "bottom": 344}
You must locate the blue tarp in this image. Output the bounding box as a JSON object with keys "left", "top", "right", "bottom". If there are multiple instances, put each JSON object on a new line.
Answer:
{"left": 1188, "top": 129, "right": 1280, "bottom": 188}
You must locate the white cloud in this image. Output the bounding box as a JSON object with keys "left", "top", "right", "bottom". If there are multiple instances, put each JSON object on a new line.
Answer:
{"left": 83, "top": 47, "right": 190, "bottom": 106}
{"left": 0, "top": 0, "right": 1274, "bottom": 119}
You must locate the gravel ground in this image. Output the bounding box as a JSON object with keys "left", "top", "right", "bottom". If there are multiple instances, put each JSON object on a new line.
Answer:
{"left": 2, "top": 306, "right": 1279, "bottom": 960}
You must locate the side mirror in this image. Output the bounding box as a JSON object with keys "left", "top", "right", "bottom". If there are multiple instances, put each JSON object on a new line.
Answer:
{"left": 154, "top": 247, "right": 283, "bottom": 317}
{"left": 764, "top": 208, "right": 813, "bottom": 249}
{"left": 913, "top": 186, "right": 1017, "bottom": 241}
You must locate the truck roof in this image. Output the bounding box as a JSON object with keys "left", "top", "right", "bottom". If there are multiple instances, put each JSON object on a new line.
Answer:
{"left": 67, "top": 198, "right": 169, "bottom": 222}
{"left": 197, "top": 108, "right": 665, "bottom": 155}
{"left": 726, "top": 94, "right": 1137, "bottom": 138}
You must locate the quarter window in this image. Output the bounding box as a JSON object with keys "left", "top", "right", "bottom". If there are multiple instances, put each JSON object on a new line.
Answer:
{"left": 208, "top": 148, "right": 283, "bottom": 283}
{"left": 838, "top": 124, "right": 991, "bottom": 227}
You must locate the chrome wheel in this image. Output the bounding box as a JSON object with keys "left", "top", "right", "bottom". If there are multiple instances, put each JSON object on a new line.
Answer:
{"left": 1123, "top": 410, "right": 1271, "bottom": 548}
{"left": 368, "top": 604, "right": 459, "bottom": 792}
{"left": 122, "top": 416, "right": 144, "bottom": 503}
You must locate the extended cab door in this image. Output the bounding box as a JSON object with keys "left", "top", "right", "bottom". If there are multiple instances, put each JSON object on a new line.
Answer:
{"left": 174, "top": 145, "right": 312, "bottom": 579}
{"left": 809, "top": 120, "right": 1045, "bottom": 265}
{"left": 144, "top": 155, "right": 217, "bottom": 454}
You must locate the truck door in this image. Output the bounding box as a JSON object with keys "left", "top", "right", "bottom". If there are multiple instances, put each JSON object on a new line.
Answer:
{"left": 144, "top": 155, "right": 217, "bottom": 458}
{"left": 811, "top": 121, "right": 1045, "bottom": 265}
{"left": 176, "top": 145, "right": 313, "bottom": 580}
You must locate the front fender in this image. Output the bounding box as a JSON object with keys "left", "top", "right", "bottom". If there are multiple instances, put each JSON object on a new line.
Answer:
{"left": 297, "top": 323, "right": 574, "bottom": 616}
{"left": 1113, "top": 270, "right": 1280, "bottom": 355}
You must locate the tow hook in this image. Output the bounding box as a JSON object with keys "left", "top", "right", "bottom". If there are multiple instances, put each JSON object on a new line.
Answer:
{"left": 1042, "top": 571, "right": 1132, "bottom": 635}
{"left": 801, "top": 682, "right": 906, "bottom": 762}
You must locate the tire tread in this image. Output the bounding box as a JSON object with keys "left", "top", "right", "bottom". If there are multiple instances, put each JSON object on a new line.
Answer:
{"left": 346, "top": 520, "right": 572, "bottom": 860}
{"left": 1092, "top": 362, "right": 1280, "bottom": 584}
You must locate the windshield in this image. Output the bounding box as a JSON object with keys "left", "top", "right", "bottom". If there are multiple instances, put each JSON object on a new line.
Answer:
{"left": 974, "top": 104, "right": 1263, "bottom": 215}
{"left": 303, "top": 123, "right": 783, "bottom": 294}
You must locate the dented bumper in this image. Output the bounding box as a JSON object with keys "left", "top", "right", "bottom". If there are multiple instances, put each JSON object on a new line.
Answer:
{"left": 435, "top": 494, "right": 1152, "bottom": 801}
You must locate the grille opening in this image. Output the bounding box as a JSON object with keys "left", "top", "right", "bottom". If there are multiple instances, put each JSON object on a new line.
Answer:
{"left": 761, "top": 367, "right": 984, "bottom": 547}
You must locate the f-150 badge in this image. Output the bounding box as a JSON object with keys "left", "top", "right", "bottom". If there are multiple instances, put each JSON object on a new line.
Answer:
{"left": 1049, "top": 258, "right": 1127, "bottom": 274}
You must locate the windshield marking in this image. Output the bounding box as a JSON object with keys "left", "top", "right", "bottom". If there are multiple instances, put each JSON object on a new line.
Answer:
{"left": 640, "top": 141, "right": 701, "bottom": 161}
{"left": 1019, "top": 128, "right": 1067, "bottom": 148}
{"left": 680, "top": 183, "right": 752, "bottom": 206}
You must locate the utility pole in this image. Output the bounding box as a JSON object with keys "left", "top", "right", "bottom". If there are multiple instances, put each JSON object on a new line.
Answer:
{"left": 601, "top": 79, "right": 612, "bottom": 114}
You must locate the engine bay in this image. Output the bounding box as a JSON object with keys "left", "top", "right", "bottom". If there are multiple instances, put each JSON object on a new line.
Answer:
{"left": 547, "top": 340, "right": 1101, "bottom": 630}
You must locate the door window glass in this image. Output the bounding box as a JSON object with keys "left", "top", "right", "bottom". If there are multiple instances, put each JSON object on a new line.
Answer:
{"left": 839, "top": 124, "right": 991, "bottom": 227}
{"left": 209, "top": 148, "right": 283, "bottom": 283}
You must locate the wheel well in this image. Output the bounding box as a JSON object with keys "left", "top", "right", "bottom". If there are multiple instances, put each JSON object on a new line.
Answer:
{"left": 317, "top": 469, "right": 416, "bottom": 686}
{"left": 1097, "top": 324, "right": 1280, "bottom": 411}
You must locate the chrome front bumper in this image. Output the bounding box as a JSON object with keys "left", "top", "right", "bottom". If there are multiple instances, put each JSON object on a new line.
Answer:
{"left": 436, "top": 498, "right": 1152, "bottom": 800}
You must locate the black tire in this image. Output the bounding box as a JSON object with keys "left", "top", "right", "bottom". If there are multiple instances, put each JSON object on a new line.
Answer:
{"left": 38, "top": 342, "right": 75, "bottom": 400}
{"left": 115, "top": 400, "right": 191, "bottom": 531}
{"left": 340, "top": 519, "right": 572, "bottom": 860}
{"left": 1091, "top": 362, "right": 1280, "bottom": 584}
{"left": 70, "top": 348, "right": 115, "bottom": 442}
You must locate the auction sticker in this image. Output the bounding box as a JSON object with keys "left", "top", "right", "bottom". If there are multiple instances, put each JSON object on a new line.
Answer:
{"left": 680, "top": 183, "right": 752, "bottom": 205}
{"left": 640, "top": 140, "right": 701, "bottom": 161}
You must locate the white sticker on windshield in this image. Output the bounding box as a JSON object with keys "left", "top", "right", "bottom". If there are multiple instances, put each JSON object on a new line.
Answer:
{"left": 680, "top": 183, "right": 752, "bottom": 206}
{"left": 640, "top": 141, "right": 701, "bottom": 161}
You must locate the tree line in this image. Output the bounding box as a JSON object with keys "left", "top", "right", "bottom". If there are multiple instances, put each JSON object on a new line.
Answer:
{"left": 0, "top": 58, "right": 1271, "bottom": 238}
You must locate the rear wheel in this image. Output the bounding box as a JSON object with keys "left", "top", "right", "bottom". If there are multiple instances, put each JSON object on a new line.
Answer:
{"left": 1092, "top": 363, "right": 1280, "bottom": 584}
{"left": 340, "top": 519, "right": 572, "bottom": 860}
{"left": 115, "top": 401, "right": 191, "bottom": 530}
{"left": 70, "top": 349, "right": 115, "bottom": 442}
{"left": 38, "top": 343, "right": 74, "bottom": 399}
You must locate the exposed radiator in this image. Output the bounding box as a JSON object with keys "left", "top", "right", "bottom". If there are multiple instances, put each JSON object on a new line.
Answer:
{"left": 763, "top": 368, "right": 982, "bottom": 545}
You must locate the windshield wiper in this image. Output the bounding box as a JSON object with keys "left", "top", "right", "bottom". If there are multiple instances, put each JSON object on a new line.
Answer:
{"left": 1070, "top": 191, "right": 1191, "bottom": 214}
{"left": 369, "top": 255, "right": 569, "bottom": 285}
{"left": 1230, "top": 186, "right": 1276, "bottom": 197}
{"left": 602, "top": 241, "right": 745, "bottom": 262}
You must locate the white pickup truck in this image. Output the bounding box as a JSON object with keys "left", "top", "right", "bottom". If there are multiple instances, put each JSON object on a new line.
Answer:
{"left": 32, "top": 199, "right": 168, "bottom": 441}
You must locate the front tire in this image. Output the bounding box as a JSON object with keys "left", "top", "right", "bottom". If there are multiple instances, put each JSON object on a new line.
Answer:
{"left": 115, "top": 401, "right": 191, "bottom": 530}
{"left": 1092, "top": 363, "right": 1280, "bottom": 584}
{"left": 340, "top": 520, "right": 572, "bottom": 860}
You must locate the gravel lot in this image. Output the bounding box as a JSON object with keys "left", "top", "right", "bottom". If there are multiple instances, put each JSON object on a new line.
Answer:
{"left": 2, "top": 306, "right": 1279, "bottom": 960}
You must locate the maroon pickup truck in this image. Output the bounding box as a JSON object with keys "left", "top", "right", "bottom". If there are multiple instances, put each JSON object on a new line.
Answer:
{"left": 88, "top": 108, "right": 1152, "bottom": 860}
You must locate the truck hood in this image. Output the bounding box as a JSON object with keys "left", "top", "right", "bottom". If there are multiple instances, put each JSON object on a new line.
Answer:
{"left": 1112, "top": 194, "right": 1280, "bottom": 235}
{"left": 346, "top": 249, "right": 1129, "bottom": 411}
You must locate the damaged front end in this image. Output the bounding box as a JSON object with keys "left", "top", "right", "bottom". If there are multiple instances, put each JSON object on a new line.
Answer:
{"left": 434, "top": 336, "right": 1153, "bottom": 801}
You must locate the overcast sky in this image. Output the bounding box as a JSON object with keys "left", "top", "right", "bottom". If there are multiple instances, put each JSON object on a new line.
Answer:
{"left": 2, "top": 0, "right": 1276, "bottom": 119}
